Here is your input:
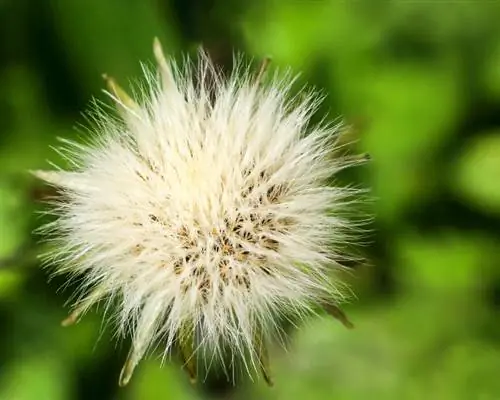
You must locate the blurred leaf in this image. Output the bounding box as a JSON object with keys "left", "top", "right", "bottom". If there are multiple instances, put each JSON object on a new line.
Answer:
{"left": 425, "top": 341, "right": 500, "bottom": 400}
{"left": 453, "top": 132, "right": 500, "bottom": 214}
{"left": 0, "top": 180, "right": 26, "bottom": 260}
{"left": 60, "top": 312, "right": 105, "bottom": 363}
{"left": 396, "top": 232, "right": 496, "bottom": 291}
{"left": 50, "top": 0, "right": 180, "bottom": 95}
{"left": 243, "top": 0, "right": 335, "bottom": 68}
{"left": 483, "top": 39, "right": 500, "bottom": 100}
{"left": 246, "top": 297, "right": 500, "bottom": 400}
{"left": 362, "top": 64, "right": 461, "bottom": 222}
{"left": 129, "top": 360, "right": 199, "bottom": 400}
{"left": 1, "top": 67, "right": 60, "bottom": 172}
{"left": 0, "top": 353, "right": 70, "bottom": 400}
{"left": 0, "top": 271, "right": 23, "bottom": 299}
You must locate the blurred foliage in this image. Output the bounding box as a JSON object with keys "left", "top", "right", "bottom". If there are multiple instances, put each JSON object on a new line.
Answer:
{"left": 1, "top": 0, "right": 500, "bottom": 399}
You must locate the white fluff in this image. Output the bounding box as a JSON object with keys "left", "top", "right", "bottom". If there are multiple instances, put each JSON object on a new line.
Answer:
{"left": 34, "top": 40, "right": 366, "bottom": 385}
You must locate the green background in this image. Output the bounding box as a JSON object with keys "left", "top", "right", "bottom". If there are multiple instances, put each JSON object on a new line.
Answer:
{"left": 1, "top": 0, "right": 500, "bottom": 399}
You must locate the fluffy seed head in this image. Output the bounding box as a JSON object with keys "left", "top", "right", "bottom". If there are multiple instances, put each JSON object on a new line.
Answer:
{"left": 34, "top": 40, "right": 367, "bottom": 385}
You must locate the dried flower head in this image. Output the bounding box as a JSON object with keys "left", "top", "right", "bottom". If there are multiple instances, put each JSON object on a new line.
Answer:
{"left": 33, "top": 39, "right": 368, "bottom": 387}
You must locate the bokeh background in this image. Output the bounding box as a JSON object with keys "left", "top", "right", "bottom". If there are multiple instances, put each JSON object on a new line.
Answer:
{"left": 1, "top": 0, "right": 500, "bottom": 399}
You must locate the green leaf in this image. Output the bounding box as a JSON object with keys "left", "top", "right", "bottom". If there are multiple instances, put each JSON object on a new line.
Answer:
{"left": 454, "top": 132, "right": 500, "bottom": 214}
{"left": 0, "top": 354, "right": 70, "bottom": 400}
{"left": 395, "top": 232, "right": 496, "bottom": 291}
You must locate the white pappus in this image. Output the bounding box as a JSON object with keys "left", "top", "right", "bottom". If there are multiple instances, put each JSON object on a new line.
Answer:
{"left": 33, "top": 38, "right": 369, "bottom": 387}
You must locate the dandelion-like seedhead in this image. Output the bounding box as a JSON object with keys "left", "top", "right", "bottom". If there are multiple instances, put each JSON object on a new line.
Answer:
{"left": 34, "top": 39, "right": 368, "bottom": 386}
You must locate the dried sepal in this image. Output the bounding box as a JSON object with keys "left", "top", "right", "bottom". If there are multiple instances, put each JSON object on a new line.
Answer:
{"left": 31, "top": 170, "right": 85, "bottom": 192}
{"left": 153, "top": 37, "right": 176, "bottom": 89}
{"left": 254, "top": 328, "right": 273, "bottom": 387}
{"left": 102, "top": 73, "right": 139, "bottom": 116}
{"left": 255, "top": 56, "right": 272, "bottom": 86}
{"left": 177, "top": 321, "right": 197, "bottom": 384}
{"left": 61, "top": 288, "right": 105, "bottom": 327}
{"left": 322, "top": 303, "right": 354, "bottom": 329}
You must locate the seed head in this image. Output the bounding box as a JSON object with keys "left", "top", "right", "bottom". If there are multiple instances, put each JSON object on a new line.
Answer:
{"left": 34, "top": 39, "right": 368, "bottom": 386}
